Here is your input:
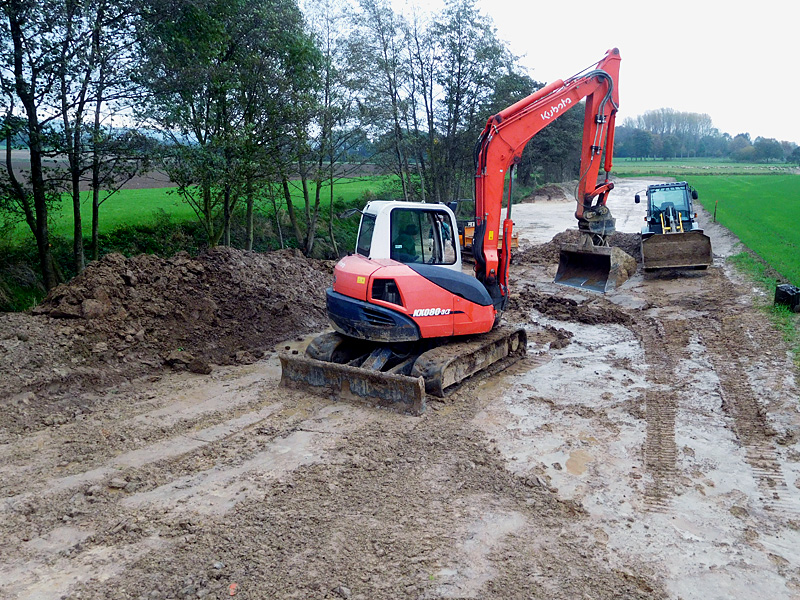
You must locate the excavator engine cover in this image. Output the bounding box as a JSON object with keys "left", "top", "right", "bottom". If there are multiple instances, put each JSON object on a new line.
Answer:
{"left": 641, "top": 230, "right": 712, "bottom": 271}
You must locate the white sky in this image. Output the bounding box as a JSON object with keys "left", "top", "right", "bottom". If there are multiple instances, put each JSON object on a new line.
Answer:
{"left": 395, "top": 0, "right": 800, "bottom": 144}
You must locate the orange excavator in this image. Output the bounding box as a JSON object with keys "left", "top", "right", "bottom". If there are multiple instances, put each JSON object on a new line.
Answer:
{"left": 280, "top": 48, "right": 622, "bottom": 413}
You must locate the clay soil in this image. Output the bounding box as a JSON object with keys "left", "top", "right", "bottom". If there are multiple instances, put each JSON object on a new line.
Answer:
{"left": 2, "top": 178, "right": 800, "bottom": 600}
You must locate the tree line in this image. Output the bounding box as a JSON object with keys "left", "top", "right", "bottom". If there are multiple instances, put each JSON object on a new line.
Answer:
{"left": 5, "top": 0, "right": 797, "bottom": 297}
{"left": 3, "top": 0, "right": 581, "bottom": 292}
{"left": 616, "top": 108, "right": 800, "bottom": 163}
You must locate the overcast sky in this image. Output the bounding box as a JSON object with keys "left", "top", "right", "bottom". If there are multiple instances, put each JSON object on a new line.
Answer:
{"left": 396, "top": 0, "right": 800, "bottom": 144}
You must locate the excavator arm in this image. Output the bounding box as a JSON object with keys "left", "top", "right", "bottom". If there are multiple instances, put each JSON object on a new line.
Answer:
{"left": 473, "top": 48, "right": 621, "bottom": 307}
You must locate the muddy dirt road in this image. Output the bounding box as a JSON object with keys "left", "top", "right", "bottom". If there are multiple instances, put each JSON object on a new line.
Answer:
{"left": 2, "top": 178, "right": 799, "bottom": 599}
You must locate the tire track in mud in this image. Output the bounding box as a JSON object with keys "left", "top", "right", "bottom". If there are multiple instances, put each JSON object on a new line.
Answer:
{"left": 634, "top": 318, "right": 686, "bottom": 511}
{"left": 698, "top": 313, "right": 792, "bottom": 512}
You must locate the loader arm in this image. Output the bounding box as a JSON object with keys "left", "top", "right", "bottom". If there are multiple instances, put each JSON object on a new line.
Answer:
{"left": 473, "top": 48, "right": 621, "bottom": 308}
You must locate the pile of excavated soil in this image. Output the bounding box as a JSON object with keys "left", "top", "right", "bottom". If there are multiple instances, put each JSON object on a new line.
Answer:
{"left": 515, "top": 230, "right": 642, "bottom": 265}
{"left": 521, "top": 184, "right": 569, "bottom": 203}
{"left": 0, "top": 248, "right": 333, "bottom": 433}
{"left": 512, "top": 285, "right": 634, "bottom": 327}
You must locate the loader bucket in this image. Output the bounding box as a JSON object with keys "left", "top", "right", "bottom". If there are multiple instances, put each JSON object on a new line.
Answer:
{"left": 641, "top": 231, "right": 712, "bottom": 271}
{"left": 279, "top": 353, "right": 426, "bottom": 415}
{"left": 555, "top": 243, "right": 616, "bottom": 293}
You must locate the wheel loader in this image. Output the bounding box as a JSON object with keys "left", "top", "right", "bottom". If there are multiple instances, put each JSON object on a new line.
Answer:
{"left": 636, "top": 182, "right": 712, "bottom": 271}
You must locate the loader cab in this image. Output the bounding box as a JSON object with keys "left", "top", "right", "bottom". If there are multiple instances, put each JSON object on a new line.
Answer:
{"left": 355, "top": 201, "right": 461, "bottom": 272}
{"left": 637, "top": 182, "right": 700, "bottom": 236}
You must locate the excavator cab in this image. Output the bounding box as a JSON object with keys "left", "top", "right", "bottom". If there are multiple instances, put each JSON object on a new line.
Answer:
{"left": 357, "top": 201, "right": 461, "bottom": 270}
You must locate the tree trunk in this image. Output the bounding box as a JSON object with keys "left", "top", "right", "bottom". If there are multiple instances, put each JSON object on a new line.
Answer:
{"left": 223, "top": 186, "right": 231, "bottom": 246}
{"left": 328, "top": 163, "right": 338, "bottom": 257}
{"left": 9, "top": 4, "right": 59, "bottom": 290}
{"left": 245, "top": 177, "right": 254, "bottom": 251}
{"left": 71, "top": 174, "right": 85, "bottom": 273}
{"left": 91, "top": 34, "right": 107, "bottom": 261}
{"left": 282, "top": 176, "right": 303, "bottom": 247}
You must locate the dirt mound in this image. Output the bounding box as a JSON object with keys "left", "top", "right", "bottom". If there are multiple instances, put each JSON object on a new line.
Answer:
{"left": 1, "top": 248, "right": 333, "bottom": 431}
{"left": 513, "top": 285, "right": 634, "bottom": 326}
{"left": 521, "top": 184, "right": 569, "bottom": 203}
{"left": 35, "top": 247, "right": 332, "bottom": 364}
{"left": 516, "top": 230, "right": 642, "bottom": 265}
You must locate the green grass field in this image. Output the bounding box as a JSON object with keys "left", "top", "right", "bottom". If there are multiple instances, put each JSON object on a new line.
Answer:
{"left": 9, "top": 176, "right": 395, "bottom": 243}
{"left": 683, "top": 175, "right": 800, "bottom": 286}
{"left": 614, "top": 157, "right": 795, "bottom": 177}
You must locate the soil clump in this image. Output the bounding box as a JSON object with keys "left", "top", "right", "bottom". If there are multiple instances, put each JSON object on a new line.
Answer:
{"left": 515, "top": 230, "right": 641, "bottom": 265}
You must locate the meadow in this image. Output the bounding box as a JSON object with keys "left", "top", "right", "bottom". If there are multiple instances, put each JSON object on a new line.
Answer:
{"left": 614, "top": 157, "right": 795, "bottom": 177}
{"left": 8, "top": 176, "right": 395, "bottom": 243}
{"left": 684, "top": 174, "right": 800, "bottom": 286}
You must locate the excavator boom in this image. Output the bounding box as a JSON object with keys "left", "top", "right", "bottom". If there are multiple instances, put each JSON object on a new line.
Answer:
{"left": 473, "top": 48, "right": 623, "bottom": 299}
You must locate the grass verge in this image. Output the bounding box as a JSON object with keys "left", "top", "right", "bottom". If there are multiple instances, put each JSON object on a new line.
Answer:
{"left": 728, "top": 250, "right": 800, "bottom": 367}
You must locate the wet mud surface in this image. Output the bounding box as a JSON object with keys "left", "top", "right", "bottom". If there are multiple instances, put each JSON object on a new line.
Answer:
{"left": 1, "top": 178, "right": 799, "bottom": 599}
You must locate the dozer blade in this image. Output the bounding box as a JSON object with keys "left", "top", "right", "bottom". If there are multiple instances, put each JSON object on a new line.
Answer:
{"left": 279, "top": 353, "right": 426, "bottom": 415}
{"left": 642, "top": 231, "right": 712, "bottom": 271}
{"left": 279, "top": 326, "right": 527, "bottom": 415}
{"left": 555, "top": 243, "right": 620, "bottom": 293}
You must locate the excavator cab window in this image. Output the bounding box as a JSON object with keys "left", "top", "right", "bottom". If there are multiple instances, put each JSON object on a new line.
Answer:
{"left": 390, "top": 209, "right": 457, "bottom": 265}
{"left": 356, "top": 214, "right": 376, "bottom": 257}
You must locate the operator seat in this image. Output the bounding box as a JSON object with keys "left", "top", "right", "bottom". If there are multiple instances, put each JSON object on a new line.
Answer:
{"left": 392, "top": 224, "right": 419, "bottom": 263}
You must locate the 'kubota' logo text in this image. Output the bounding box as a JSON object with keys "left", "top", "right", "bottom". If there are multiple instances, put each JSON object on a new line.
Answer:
{"left": 540, "top": 98, "right": 572, "bottom": 121}
{"left": 412, "top": 307, "right": 451, "bottom": 317}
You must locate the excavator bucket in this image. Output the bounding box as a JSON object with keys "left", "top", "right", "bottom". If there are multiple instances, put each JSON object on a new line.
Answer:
{"left": 555, "top": 243, "right": 634, "bottom": 293}
{"left": 641, "top": 231, "right": 712, "bottom": 271}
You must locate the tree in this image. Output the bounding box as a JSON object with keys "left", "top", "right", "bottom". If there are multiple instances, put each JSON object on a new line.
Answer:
{"left": 2, "top": 0, "right": 145, "bottom": 283}
{"left": 429, "top": 0, "right": 506, "bottom": 202}
{"left": 661, "top": 135, "right": 680, "bottom": 160}
{"left": 730, "top": 133, "right": 753, "bottom": 162}
{"left": 630, "top": 129, "right": 654, "bottom": 159}
{"left": 52, "top": 0, "right": 144, "bottom": 272}
{"left": 304, "top": 0, "right": 363, "bottom": 256}
{"left": 1, "top": 0, "right": 64, "bottom": 289}
{"left": 484, "top": 72, "right": 540, "bottom": 186}
{"left": 348, "top": 0, "right": 412, "bottom": 201}
{"left": 753, "top": 137, "right": 784, "bottom": 162}
{"left": 86, "top": 0, "right": 147, "bottom": 261}
{"left": 138, "top": 0, "right": 320, "bottom": 250}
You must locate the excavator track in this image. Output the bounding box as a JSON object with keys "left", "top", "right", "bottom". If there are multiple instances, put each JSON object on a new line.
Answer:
{"left": 411, "top": 326, "right": 526, "bottom": 396}
{"left": 279, "top": 326, "right": 527, "bottom": 415}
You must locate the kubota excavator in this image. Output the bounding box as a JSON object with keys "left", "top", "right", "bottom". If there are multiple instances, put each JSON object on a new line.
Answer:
{"left": 280, "top": 48, "right": 623, "bottom": 413}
